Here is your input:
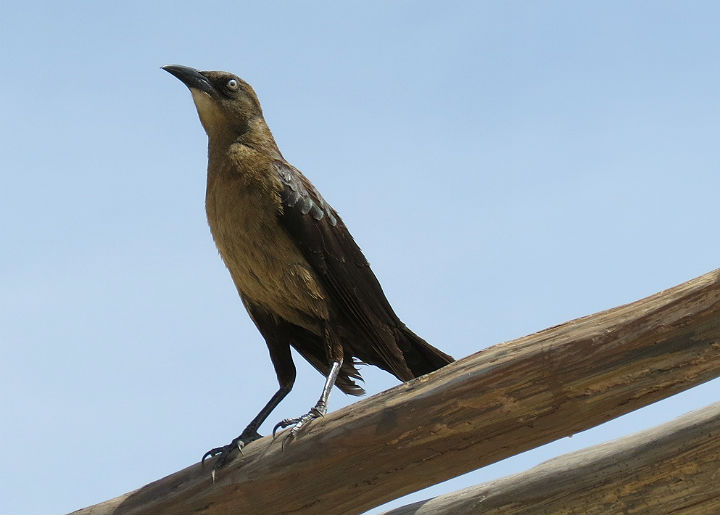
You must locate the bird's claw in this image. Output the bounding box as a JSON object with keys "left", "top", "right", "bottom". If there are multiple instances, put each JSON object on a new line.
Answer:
{"left": 272, "top": 406, "right": 324, "bottom": 448}
{"left": 201, "top": 430, "right": 261, "bottom": 479}
{"left": 201, "top": 440, "right": 243, "bottom": 468}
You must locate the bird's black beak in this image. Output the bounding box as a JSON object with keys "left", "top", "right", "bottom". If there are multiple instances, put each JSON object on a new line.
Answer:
{"left": 162, "top": 65, "right": 214, "bottom": 95}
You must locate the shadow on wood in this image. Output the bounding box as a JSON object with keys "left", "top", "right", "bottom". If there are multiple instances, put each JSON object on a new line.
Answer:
{"left": 71, "top": 268, "right": 720, "bottom": 514}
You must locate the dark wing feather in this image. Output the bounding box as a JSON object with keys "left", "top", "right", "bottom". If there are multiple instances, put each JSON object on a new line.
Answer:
{"left": 273, "top": 161, "right": 414, "bottom": 380}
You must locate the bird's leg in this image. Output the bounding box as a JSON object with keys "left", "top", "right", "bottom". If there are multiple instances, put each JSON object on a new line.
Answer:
{"left": 202, "top": 335, "right": 296, "bottom": 477}
{"left": 202, "top": 383, "right": 292, "bottom": 474}
{"left": 273, "top": 359, "right": 342, "bottom": 446}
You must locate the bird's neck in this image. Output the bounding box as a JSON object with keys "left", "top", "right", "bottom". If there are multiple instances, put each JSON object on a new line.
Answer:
{"left": 238, "top": 118, "right": 283, "bottom": 158}
{"left": 208, "top": 117, "right": 283, "bottom": 162}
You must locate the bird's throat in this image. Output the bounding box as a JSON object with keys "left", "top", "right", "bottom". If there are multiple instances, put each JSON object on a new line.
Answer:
{"left": 190, "top": 88, "right": 226, "bottom": 137}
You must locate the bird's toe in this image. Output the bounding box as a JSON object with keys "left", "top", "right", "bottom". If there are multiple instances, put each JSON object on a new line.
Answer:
{"left": 273, "top": 407, "right": 324, "bottom": 446}
{"left": 201, "top": 429, "right": 262, "bottom": 478}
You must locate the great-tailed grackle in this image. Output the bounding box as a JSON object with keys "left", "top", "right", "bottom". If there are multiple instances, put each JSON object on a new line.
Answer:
{"left": 163, "top": 65, "right": 454, "bottom": 470}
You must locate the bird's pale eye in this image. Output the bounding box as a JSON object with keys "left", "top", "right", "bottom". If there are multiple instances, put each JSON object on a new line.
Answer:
{"left": 227, "top": 79, "right": 239, "bottom": 91}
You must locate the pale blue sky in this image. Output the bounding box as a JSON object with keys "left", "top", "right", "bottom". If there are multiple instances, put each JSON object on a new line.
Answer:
{"left": 2, "top": 2, "right": 720, "bottom": 513}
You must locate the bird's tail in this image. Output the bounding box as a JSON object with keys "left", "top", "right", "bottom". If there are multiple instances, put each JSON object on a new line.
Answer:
{"left": 395, "top": 326, "right": 454, "bottom": 378}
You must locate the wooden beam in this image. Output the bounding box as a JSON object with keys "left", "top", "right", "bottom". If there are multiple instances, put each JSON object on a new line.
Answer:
{"left": 382, "top": 401, "right": 720, "bottom": 515}
{"left": 71, "top": 268, "right": 720, "bottom": 515}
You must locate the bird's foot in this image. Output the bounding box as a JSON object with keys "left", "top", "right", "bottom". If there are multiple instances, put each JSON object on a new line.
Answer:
{"left": 272, "top": 404, "right": 326, "bottom": 448}
{"left": 201, "top": 429, "right": 261, "bottom": 480}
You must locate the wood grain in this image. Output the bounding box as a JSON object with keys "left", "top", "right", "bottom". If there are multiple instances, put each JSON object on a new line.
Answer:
{"left": 71, "top": 268, "right": 720, "bottom": 514}
{"left": 383, "top": 401, "right": 720, "bottom": 514}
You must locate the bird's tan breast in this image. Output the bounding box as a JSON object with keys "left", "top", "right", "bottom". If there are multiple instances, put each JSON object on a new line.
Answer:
{"left": 205, "top": 161, "right": 328, "bottom": 332}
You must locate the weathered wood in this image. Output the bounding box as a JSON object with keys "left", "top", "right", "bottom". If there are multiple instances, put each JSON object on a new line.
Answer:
{"left": 71, "top": 268, "right": 720, "bottom": 515}
{"left": 383, "top": 401, "right": 720, "bottom": 515}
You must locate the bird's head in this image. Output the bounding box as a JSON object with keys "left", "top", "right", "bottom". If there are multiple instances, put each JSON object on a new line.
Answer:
{"left": 163, "top": 64, "right": 264, "bottom": 141}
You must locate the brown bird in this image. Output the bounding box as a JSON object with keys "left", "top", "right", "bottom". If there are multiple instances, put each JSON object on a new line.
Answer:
{"left": 162, "top": 65, "right": 454, "bottom": 469}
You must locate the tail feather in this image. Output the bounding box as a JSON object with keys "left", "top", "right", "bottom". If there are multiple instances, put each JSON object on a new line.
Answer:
{"left": 395, "top": 326, "right": 454, "bottom": 378}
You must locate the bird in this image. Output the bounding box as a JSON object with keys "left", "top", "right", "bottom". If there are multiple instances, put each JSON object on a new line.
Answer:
{"left": 162, "top": 65, "right": 454, "bottom": 470}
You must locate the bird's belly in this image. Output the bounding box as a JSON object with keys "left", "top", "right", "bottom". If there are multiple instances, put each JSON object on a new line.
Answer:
{"left": 206, "top": 188, "right": 328, "bottom": 332}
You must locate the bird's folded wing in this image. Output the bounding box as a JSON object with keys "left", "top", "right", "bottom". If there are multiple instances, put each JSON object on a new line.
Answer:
{"left": 272, "top": 160, "right": 410, "bottom": 378}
